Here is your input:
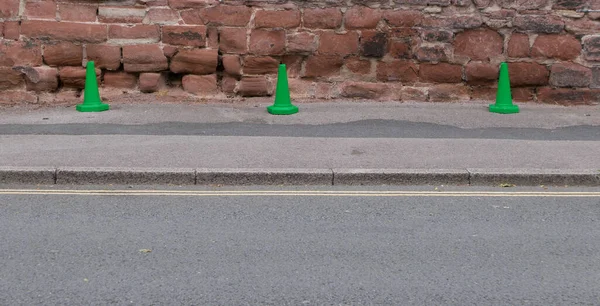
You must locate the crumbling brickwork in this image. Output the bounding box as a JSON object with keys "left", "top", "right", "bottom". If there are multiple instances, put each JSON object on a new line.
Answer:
{"left": 1, "top": 0, "right": 600, "bottom": 104}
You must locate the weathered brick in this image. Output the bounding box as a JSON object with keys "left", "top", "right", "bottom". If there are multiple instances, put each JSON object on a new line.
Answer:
{"left": 419, "top": 63, "right": 462, "bottom": 83}
{"left": 98, "top": 6, "right": 147, "bottom": 23}
{"left": 387, "top": 40, "right": 411, "bottom": 58}
{"left": 303, "top": 8, "right": 342, "bottom": 29}
{"left": 249, "top": 29, "right": 285, "bottom": 55}
{"left": 514, "top": 15, "right": 565, "bottom": 34}
{"left": 454, "top": 29, "right": 503, "bottom": 61}
{"left": 0, "top": 41, "right": 43, "bottom": 67}
{"left": 255, "top": 10, "right": 300, "bottom": 28}
{"left": 58, "top": 3, "right": 97, "bottom": 22}
{"left": 0, "top": 91, "right": 37, "bottom": 105}
{"left": 59, "top": 66, "right": 100, "bottom": 89}
{"left": 206, "top": 26, "right": 218, "bottom": 48}
{"left": 383, "top": 10, "right": 423, "bottom": 27}
{"left": 376, "top": 60, "right": 419, "bottom": 82}
{"left": 594, "top": 67, "right": 600, "bottom": 89}
{"left": 421, "top": 30, "right": 453, "bottom": 43}
{"left": 122, "top": 44, "right": 168, "bottom": 72}
{"left": 341, "top": 82, "right": 389, "bottom": 99}
{"left": 513, "top": 87, "right": 536, "bottom": 102}
{"left": 282, "top": 55, "right": 303, "bottom": 78}
{"left": 508, "top": 62, "right": 549, "bottom": 86}
{"left": 162, "top": 45, "right": 178, "bottom": 58}
{"left": 243, "top": 56, "right": 279, "bottom": 75}
{"left": 361, "top": 31, "right": 387, "bottom": 58}
{"left": 400, "top": 86, "right": 428, "bottom": 101}
{"left": 222, "top": 75, "right": 237, "bottom": 94}
{"left": 304, "top": 55, "right": 344, "bottom": 78}
{"left": 86, "top": 44, "right": 121, "bottom": 71}
{"left": 3, "top": 21, "right": 20, "bottom": 40}
{"left": 239, "top": 76, "right": 270, "bottom": 96}
{"left": 288, "top": 79, "right": 314, "bottom": 99}
{"left": 550, "top": 63, "right": 591, "bottom": 88}
{"left": 219, "top": 27, "right": 247, "bottom": 54}
{"left": 497, "top": 0, "right": 550, "bottom": 10}
{"left": 470, "top": 87, "right": 496, "bottom": 101}
{"left": 531, "top": 35, "right": 582, "bottom": 60}
{"left": 465, "top": 62, "right": 499, "bottom": 85}
{"left": 139, "top": 72, "right": 165, "bottom": 92}
{"left": 162, "top": 25, "right": 206, "bottom": 47}
{"left": 44, "top": 42, "right": 83, "bottom": 67}
{"left": 168, "top": 0, "right": 218, "bottom": 9}
{"left": 25, "top": 0, "right": 57, "bottom": 20}
{"left": 553, "top": 0, "right": 587, "bottom": 10}
{"left": 170, "top": 48, "right": 218, "bottom": 74}
{"left": 395, "top": 0, "right": 451, "bottom": 5}
{"left": 13, "top": 66, "right": 58, "bottom": 92}
{"left": 109, "top": 25, "right": 160, "bottom": 42}
{"left": 0, "top": 0, "right": 20, "bottom": 18}
{"left": 422, "top": 15, "right": 483, "bottom": 29}
{"left": 315, "top": 82, "right": 333, "bottom": 99}
{"left": 345, "top": 7, "right": 382, "bottom": 29}
{"left": 199, "top": 6, "right": 252, "bottom": 26}
{"left": 21, "top": 21, "right": 107, "bottom": 43}
{"left": 222, "top": 54, "right": 241, "bottom": 76}
{"left": 180, "top": 9, "right": 204, "bottom": 24}
{"left": 287, "top": 32, "right": 317, "bottom": 53}
{"left": 428, "top": 84, "right": 470, "bottom": 102}
{"left": 537, "top": 87, "right": 596, "bottom": 105}
{"left": 182, "top": 74, "right": 218, "bottom": 95}
{"left": 0, "top": 67, "right": 24, "bottom": 90}
{"left": 317, "top": 31, "right": 359, "bottom": 56}
{"left": 143, "top": 8, "right": 180, "bottom": 25}
{"left": 414, "top": 45, "right": 450, "bottom": 62}
{"left": 583, "top": 35, "right": 600, "bottom": 61}
{"left": 508, "top": 33, "right": 530, "bottom": 57}
{"left": 345, "top": 57, "right": 371, "bottom": 75}
{"left": 103, "top": 72, "right": 137, "bottom": 89}
{"left": 565, "top": 18, "right": 600, "bottom": 36}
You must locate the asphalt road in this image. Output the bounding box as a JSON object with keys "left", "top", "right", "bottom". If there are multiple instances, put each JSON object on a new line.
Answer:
{"left": 1, "top": 186, "right": 600, "bottom": 305}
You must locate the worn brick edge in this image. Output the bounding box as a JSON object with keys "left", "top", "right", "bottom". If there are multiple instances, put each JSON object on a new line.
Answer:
{"left": 1, "top": 167, "right": 599, "bottom": 186}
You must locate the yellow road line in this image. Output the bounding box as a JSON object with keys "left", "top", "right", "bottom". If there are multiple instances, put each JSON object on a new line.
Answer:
{"left": 1, "top": 189, "right": 600, "bottom": 197}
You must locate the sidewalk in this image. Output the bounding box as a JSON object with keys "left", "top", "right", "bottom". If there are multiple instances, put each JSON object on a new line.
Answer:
{"left": 1, "top": 101, "right": 599, "bottom": 186}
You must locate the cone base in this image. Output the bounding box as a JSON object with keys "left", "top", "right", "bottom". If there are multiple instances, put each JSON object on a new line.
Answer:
{"left": 489, "top": 103, "right": 519, "bottom": 114}
{"left": 76, "top": 103, "right": 110, "bottom": 112}
{"left": 267, "top": 104, "right": 298, "bottom": 115}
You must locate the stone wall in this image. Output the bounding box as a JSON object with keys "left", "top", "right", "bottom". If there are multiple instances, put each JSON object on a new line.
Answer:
{"left": 1, "top": 0, "right": 600, "bottom": 105}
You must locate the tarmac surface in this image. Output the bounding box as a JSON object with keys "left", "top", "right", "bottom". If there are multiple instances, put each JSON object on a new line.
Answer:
{"left": 1, "top": 101, "right": 599, "bottom": 186}
{"left": 1, "top": 185, "right": 599, "bottom": 305}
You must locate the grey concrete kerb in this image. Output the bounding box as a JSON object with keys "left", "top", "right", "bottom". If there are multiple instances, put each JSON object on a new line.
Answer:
{"left": 1, "top": 167, "right": 599, "bottom": 186}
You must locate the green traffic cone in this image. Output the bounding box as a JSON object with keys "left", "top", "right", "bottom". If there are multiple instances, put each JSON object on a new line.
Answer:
{"left": 267, "top": 64, "right": 298, "bottom": 115}
{"left": 76, "top": 61, "right": 109, "bottom": 112}
{"left": 489, "top": 62, "right": 519, "bottom": 114}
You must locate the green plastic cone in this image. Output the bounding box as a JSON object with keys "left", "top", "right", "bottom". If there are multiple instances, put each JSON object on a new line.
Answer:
{"left": 76, "top": 61, "right": 109, "bottom": 112}
{"left": 267, "top": 64, "right": 298, "bottom": 115}
{"left": 489, "top": 62, "right": 519, "bottom": 114}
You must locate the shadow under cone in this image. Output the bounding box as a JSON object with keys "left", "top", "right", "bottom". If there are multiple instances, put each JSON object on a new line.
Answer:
{"left": 267, "top": 64, "right": 298, "bottom": 115}
{"left": 489, "top": 62, "right": 519, "bottom": 114}
{"left": 76, "top": 61, "right": 109, "bottom": 112}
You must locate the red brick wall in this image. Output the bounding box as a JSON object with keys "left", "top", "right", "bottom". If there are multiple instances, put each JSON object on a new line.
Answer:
{"left": 1, "top": 0, "right": 600, "bottom": 104}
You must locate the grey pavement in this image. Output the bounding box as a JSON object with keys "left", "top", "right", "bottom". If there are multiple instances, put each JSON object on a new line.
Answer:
{"left": 1, "top": 186, "right": 600, "bottom": 305}
{"left": 1, "top": 101, "right": 599, "bottom": 186}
